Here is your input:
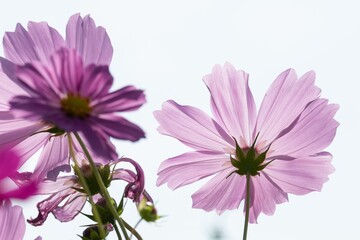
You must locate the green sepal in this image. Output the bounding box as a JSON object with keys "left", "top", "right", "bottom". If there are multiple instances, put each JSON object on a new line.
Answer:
{"left": 117, "top": 195, "right": 124, "bottom": 215}
{"left": 233, "top": 137, "right": 245, "bottom": 161}
{"left": 78, "top": 211, "right": 96, "bottom": 222}
{"left": 230, "top": 156, "right": 242, "bottom": 169}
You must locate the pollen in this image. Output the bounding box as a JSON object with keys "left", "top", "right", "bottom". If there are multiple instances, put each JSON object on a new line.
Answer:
{"left": 61, "top": 94, "right": 91, "bottom": 118}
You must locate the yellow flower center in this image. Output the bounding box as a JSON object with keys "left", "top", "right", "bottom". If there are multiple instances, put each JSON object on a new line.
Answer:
{"left": 61, "top": 94, "right": 91, "bottom": 118}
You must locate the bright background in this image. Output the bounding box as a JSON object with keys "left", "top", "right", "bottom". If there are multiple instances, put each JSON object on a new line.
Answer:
{"left": 1, "top": 0, "right": 359, "bottom": 239}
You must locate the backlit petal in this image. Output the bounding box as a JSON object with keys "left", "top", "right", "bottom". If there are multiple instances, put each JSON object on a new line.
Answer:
{"left": 157, "top": 151, "right": 229, "bottom": 190}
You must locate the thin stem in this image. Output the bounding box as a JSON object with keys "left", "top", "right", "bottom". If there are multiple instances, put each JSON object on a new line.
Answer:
{"left": 243, "top": 174, "right": 251, "bottom": 240}
{"left": 123, "top": 219, "right": 143, "bottom": 240}
{"left": 67, "top": 135, "right": 106, "bottom": 238}
{"left": 113, "top": 223, "right": 123, "bottom": 240}
{"left": 74, "top": 132, "right": 130, "bottom": 240}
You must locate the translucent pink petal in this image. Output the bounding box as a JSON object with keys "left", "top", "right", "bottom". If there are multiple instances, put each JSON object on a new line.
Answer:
{"left": 269, "top": 99, "right": 339, "bottom": 158}
{"left": 3, "top": 23, "right": 38, "bottom": 64}
{"left": 0, "top": 182, "right": 38, "bottom": 200}
{"left": 80, "top": 123, "right": 118, "bottom": 161}
{"left": 94, "top": 115, "right": 145, "bottom": 142}
{"left": 264, "top": 152, "right": 334, "bottom": 195}
{"left": 192, "top": 168, "right": 246, "bottom": 214}
{"left": 27, "top": 21, "right": 65, "bottom": 63}
{"left": 0, "top": 200, "right": 25, "bottom": 240}
{"left": 14, "top": 131, "right": 49, "bottom": 166}
{"left": 92, "top": 86, "right": 146, "bottom": 114}
{"left": 154, "top": 100, "right": 234, "bottom": 152}
{"left": 0, "top": 149, "right": 20, "bottom": 180}
{"left": 36, "top": 176, "right": 77, "bottom": 195}
{"left": 0, "top": 122, "right": 43, "bottom": 151}
{"left": 248, "top": 174, "right": 288, "bottom": 223}
{"left": 65, "top": 14, "right": 113, "bottom": 65}
{"left": 203, "top": 63, "right": 257, "bottom": 147}
{"left": 52, "top": 193, "right": 86, "bottom": 222}
{"left": 256, "top": 69, "right": 321, "bottom": 144}
{"left": 15, "top": 62, "right": 63, "bottom": 100}
{"left": 32, "top": 135, "right": 70, "bottom": 182}
{"left": 157, "top": 151, "right": 229, "bottom": 190}
{"left": 28, "top": 187, "right": 77, "bottom": 226}
{"left": 0, "top": 71, "right": 27, "bottom": 107}
{"left": 79, "top": 64, "right": 113, "bottom": 99}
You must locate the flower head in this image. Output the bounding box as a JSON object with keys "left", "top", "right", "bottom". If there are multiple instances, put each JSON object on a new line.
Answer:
{"left": 155, "top": 62, "right": 338, "bottom": 223}
{"left": 0, "top": 14, "right": 145, "bottom": 181}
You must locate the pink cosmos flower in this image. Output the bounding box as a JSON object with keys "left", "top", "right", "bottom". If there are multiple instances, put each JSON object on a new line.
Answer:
{"left": 28, "top": 157, "right": 149, "bottom": 226}
{"left": 0, "top": 14, "right": 145, "bottom": 181}
{"left": 0, "top": 200, "right": 26, "bottom": 240}
{"left": 0, "top": 148, "right": 37, "bottom": 200}
{"left": 155, "top": 62, "right": 338, "bottom": 223}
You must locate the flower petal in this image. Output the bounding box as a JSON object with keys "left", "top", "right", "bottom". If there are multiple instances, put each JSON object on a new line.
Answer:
{"left": 92, "top": 86, "right": 146, "bottom": 114}
{"left": 3, "top": 23, "right": 38, "bottom": 64}
{"left": 80, "top": 123, "right": 118, "bottom": 161}
{"left": 191, "top": 168, "right": 246, "bottom": 214}
{"left": 256, "top": 69, "right": 320, "bottom": 144}
{"left": 32, "top": 135, "right": 71, "bottom": 182}
{"left": 264, "top": 152, "right": 334, "bottom": 195}
{"left": 154, "top": 100, "right": 233, "bottom": 152}
{"left": 66, "top": 14, "right": 113, "bottom": 65}
{"left": 157, "top": 151, "right": 229, "bottom": 190}
{"left": 0, "top": 200, "right": 25, "bottom": 240}
{"left": 203, "top": 63, "right": 257, "bottom": 147}
{"left": 269, "top": 99, "right": 339, "bottom": 158}
{"left": 52, "top": 193, "right": 86, "bottom": 222}
{"left": 28, "top": 187, "right": 77, "bottom": 226}
{"left": 0, "top": 122, "right": 43, "bottom": 152}
{"left": 79, "top": 64, "right": 113, "bottom": 99}
{"left": 248, "top": 174, "right": 288, "bottom": 223}
{"left": 94, "top": 115, "right": 145, "bottom": 142}
{"left": 0, "top": 149, "right": 21, "bottom": 180}
{"left": 27, "top": 21, "right": 65, "bottom": 63}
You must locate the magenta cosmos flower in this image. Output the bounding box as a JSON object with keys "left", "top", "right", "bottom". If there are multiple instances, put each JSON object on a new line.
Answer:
{"left": 0, "top": 148, "right": 37, "bottom": 200}
{"left": 155, "top": 62, "right": 338, "bottom": 223}
{"left": 0, "top": 14, "right": 145, "bottom": 181}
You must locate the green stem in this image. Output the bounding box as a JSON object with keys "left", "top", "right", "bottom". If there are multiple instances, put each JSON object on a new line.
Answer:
{"left": 113, "top": 223, "right": 123, "bottom": 240}
{"left": 243, "top": 174, "right": 251, "bottom": 240}
{"left": 74, "top": 132, "right": 130, "bottom": 240}
{"left": 123, "top": 219, "right": 143, "bottom": 240}
{"left": 67, "top": 135, "right": 106, "bottom": 238}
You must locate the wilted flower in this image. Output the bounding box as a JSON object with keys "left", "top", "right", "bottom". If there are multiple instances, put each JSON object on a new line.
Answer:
{"left": 155, "top": 62, "right": 338, "bottom": 223}
{"left": 0, "top": 14, "right": 145, "bottom": 181}
{"left": 28, "top": 157, "right": 149, "bottom": 226}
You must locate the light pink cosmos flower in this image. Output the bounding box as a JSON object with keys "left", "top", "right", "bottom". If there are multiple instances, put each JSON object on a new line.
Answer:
{"left": 155, "top": 62, "right": 338, "bottom": 223}
{"left": 28, "top": 157, "right": 149, "bottom": 226}
{"left": 0, "top": 200, "right": 26, "bottom": 240}
{"left": 0, "top": 14, "right": 145, "bottom": 181}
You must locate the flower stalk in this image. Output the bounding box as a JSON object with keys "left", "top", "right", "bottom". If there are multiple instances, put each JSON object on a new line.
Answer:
{"left": 74, "top": 132, "right": 130, "bottom": 240}
{"left": 243, "top": 174, "right": 251, "bottom": 240}
{"left": 67, "top": 135, "right": 106, "bottom": 238}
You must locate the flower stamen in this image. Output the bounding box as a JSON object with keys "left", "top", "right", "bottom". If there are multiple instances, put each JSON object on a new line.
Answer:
{"left": 61, "top": 94, "right": 91, "bottom": 118}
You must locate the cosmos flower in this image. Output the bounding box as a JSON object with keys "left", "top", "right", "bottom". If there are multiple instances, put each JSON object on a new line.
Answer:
{"left": 0, "top": 148, "right": 37, "bottom": 200}
{"left": 155, "top": 62, "right": 338, "bottom": 223}
{"left": 0, "top": 200, "right": 26, "bottom": 240}
{"left": 0, "top": 14, "right": 145, "bottom": 181}
{"left": 28, "top": 157, "right": 149, "bottom": 226}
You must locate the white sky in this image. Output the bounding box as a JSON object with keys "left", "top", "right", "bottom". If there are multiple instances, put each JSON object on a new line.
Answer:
{"left": 1, "top": 0, "right": 360, "bottom": 239}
